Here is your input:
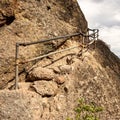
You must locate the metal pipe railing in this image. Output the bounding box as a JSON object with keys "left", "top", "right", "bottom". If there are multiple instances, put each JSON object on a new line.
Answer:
{"left": 18, "top": 32, "right": 82, "bottom": 46}
{"left": 19, "top": 44, "right": 83, "bottom": 64}
{"left": 14, "top": 28, "right": 99, "bottom": 89}
{"left": 15, "top": 43, "right": 19, "bottom": 89}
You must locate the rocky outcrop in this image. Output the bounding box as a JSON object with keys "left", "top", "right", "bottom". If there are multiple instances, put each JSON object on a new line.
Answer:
{"left": 0, "top": 0, "right": 87, "bottom": 89}
{"left": 0, "top": 0, "right": 120, "bottom": 120}
{"left": 30, "top": 81, "right": 58, "bottom": 97}
{"left": 27, "top": 67, "right": 54, "bottom": 81}
{"left": 0, "top": 40, "right": 120, "bottom": 120}
{"left": 0, "top": 0, "right": 17, "bottom": 27}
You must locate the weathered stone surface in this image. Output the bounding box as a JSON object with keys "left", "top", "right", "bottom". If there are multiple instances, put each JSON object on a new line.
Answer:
{"left": 0, "top": 0, "right": 87, "bottom": 88}
{"left": 30, "top": 81, "right": 58, "bottom": 97}
{"left": 52, "top": 65, "right": 73, "bottom": 74}
{"left": 0, "top": 46, "right": 120, "bottom": 120}
{"left": 0, "top": 0, "right": 17, "bottom": 27}
{"left": 54, "top": 75, "right": 65, "bottom": 84}
{"left": 0, "top": 90, "right": 43, "bottom": 120}
{"left": 0, "top": 0, "right": 120, "bottom": 120}
{"left": 52, "top": 66, "right": 61, "bottom": 74}
{"left": 59, "top": 65, "right": 73, "bottom": 74}
{"left": 27, "top": 67, "right": 54, "bottom": 81}
{"left": 18, "top": 82, "right": 32, "bottom": 90}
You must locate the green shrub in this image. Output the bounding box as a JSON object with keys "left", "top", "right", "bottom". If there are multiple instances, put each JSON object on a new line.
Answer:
{"left": 67, "top": 98, "right": 103, "bottom": 120}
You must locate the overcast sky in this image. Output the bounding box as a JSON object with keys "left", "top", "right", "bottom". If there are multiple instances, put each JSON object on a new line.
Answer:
{"left": 78, "top": 0, "right": 120, "bottom": 57}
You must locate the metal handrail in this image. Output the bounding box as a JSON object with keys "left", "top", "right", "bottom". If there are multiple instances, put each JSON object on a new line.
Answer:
{"left": 14, "top": 28, "right": 99, "bottom": 89}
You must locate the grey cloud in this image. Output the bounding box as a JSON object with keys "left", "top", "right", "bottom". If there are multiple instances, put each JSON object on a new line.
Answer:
{"left": 78, "top": 0, "right": 120, "bottom": 57}
{"left": 112, "top": 49, "right": 120, "bottom": 57}
{"left": 93, "top": 16, "right": 120, "bottom": 27}
{"left": 79, "top": 0, "right": 120, "bottom": 27}
{"left": 80, "top": 0, "right": 104, "bottom": 2}
{"left": 92, "top": 1, "right": 120, "bottom": 27}
{"left": 91, "top": 0, "right": 104, "bottom": 3}
{"left": 102, "top": 0, "right": 120, "bottom": 9}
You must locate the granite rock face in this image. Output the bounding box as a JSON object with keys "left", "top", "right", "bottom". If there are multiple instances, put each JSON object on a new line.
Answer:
{"left": 0, "top": 0, "right": 17, "bottom": 27}
{"left": 0, "top": 42, "right": 120, "bottom": 120}
{"left": 0, "top": 0, "right": 87, "bottom": 89}
{"left": 0, "top": 0, "right": 120, "bottom": 120}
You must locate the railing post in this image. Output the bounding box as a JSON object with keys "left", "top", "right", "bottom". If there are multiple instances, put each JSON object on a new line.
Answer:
{"left": 93, "top": 29, "right": 96, "bottom": 49}
{"left": 15, "top": 43, "right": 19, "bottom": 89}
{"left": 97, "top": 29, "right": 99, "bottom": 40}
{"left": 87, "top": 28, "right": 89, "bottom": 43}
{"left": 95, "top": 29, "right": 99, "bottom": 49}
{"left": 82, "top": 36, "right": 85, "bottom": 49}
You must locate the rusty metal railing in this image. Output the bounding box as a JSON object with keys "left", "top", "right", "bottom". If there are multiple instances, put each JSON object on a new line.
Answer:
{"left": 15, "top": 28, "right": 99, "bottom": 89}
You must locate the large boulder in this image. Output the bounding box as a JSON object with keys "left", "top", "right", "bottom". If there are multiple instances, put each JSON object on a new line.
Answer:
{"left": 27, "top": 67, "right": 54, "bottom": 81}
{"left": 30, "top": 81, "right": 58, "bottom": 97}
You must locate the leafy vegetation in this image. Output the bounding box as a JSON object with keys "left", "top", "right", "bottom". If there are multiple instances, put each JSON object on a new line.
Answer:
{"left": 67, "top": 98, "right": 103, "bottom": 120}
